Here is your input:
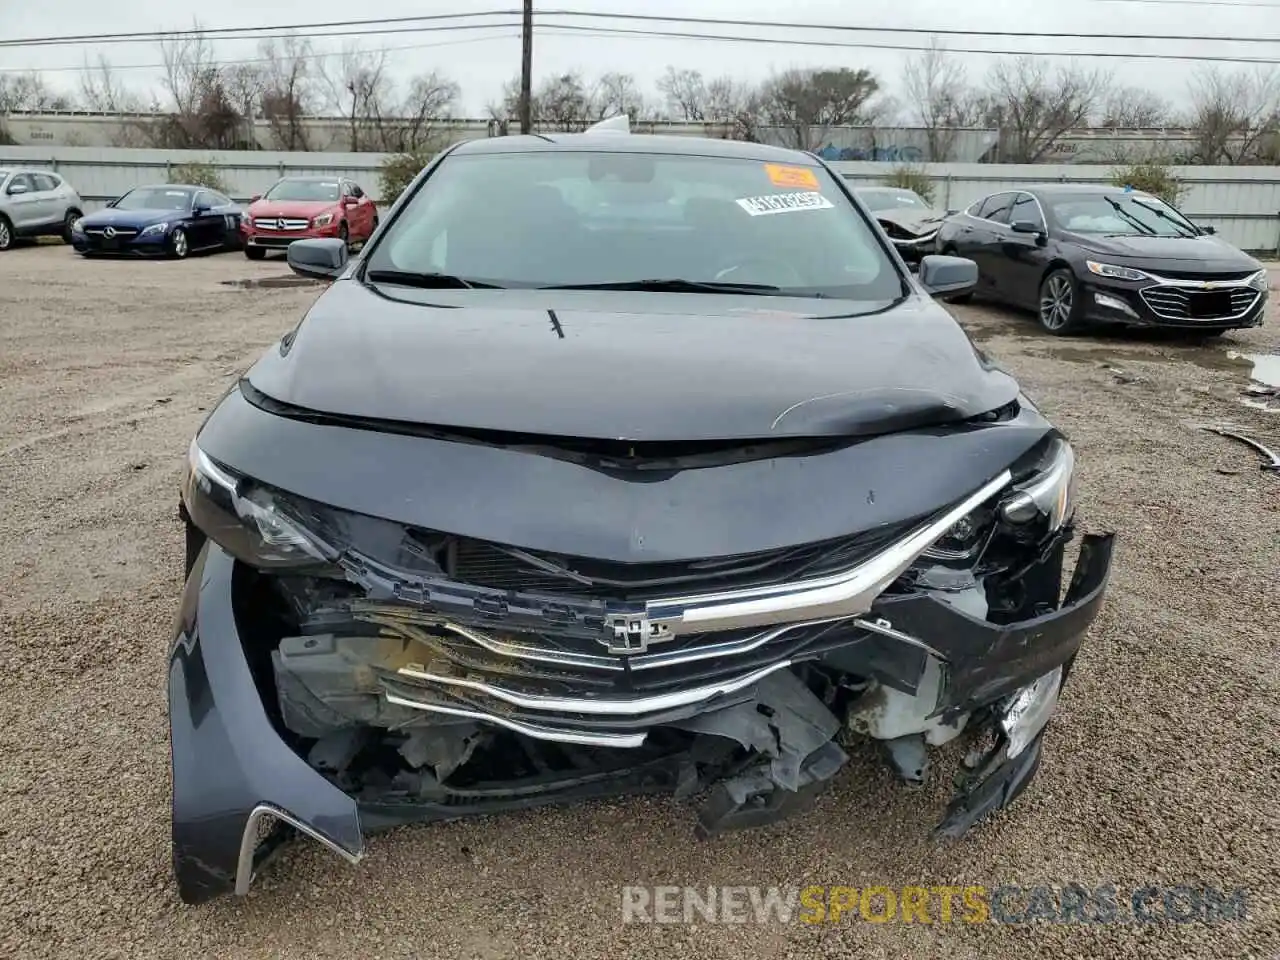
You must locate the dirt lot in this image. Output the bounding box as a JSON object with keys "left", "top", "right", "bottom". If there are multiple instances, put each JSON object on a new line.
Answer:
{"left": 0, "top": 245, "right": 1277, "bottom": 960}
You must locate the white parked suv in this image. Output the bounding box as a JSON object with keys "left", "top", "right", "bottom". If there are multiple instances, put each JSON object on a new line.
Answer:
{"left": 0, "top": 168, "right": 84, "bottom": 250}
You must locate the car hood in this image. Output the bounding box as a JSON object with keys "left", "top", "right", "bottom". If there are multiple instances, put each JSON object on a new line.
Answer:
{"left": 245, "top": 281, "right": 1020, "bottom": 443}
{"left": 81, "top": 208, "right": 174, "bottom": 228}
{"left": 249, "top": 200, "right": 335, "bottom": 218}
{"left": 875, "top": 208, "right": 945, "bottom": 234}
{"left": 1064, "top": 232, "right": 1262, "bottom": 272}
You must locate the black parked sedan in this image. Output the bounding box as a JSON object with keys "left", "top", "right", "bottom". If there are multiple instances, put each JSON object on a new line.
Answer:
{"left": 935, "top": 185, "right": 1269, "bottom": 336}
{"left": 170, "top": 125, "right": 1114, "bottom": 903}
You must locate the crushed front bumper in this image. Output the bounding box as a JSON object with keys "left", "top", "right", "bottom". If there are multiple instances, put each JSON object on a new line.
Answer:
{"left": 169, "top": 533, "right": 1114, "bottom": 903}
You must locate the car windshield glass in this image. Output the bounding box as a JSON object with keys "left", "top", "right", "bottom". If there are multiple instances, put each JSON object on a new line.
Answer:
{"left": 1050, "top": 194, "right": 1198, "bottom": 237}
{"left": 367, "top": 151, "right": 903, "bottom": 302}
{"left": 265, "top": 180, "right": 341, "bottom": 202}
{"left": 858, "top": 188, "right": 929, "bottom": 212}
{"left": 115, "top": 188, "right": 193, "bottom": 211}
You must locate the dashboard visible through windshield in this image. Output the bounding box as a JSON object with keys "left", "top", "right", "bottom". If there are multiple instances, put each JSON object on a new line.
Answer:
{"left": 365, "top": 150, "right": 904, "bottom": 301}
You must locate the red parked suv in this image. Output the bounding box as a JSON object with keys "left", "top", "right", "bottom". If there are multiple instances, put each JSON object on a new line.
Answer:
{"left": 242, "top": 175, "right": 378, "bottom": 259}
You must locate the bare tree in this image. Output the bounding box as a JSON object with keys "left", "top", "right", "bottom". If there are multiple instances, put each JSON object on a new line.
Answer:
{"left": 902, "top": 41, "right": 983, "bottom": 161}
{"left": 591, "top": 72, "right": 646, "bottom": 121}
{"left": 536, "top": 73, "right": 592, "bottom": 131}
{"left": 1099, "top": 86, "right": 1171, "bottom": 127}
{"left": 760, "top": 67, "right": 881, "bottom": 151}
{"left": 382, "top": 71, "right": 459, "bottom": 152}
{"left": 705, "top": 76, "right": 764, "bottom": 141}
{"left": 983, "top": 58, "right": 1110, "bottom": 162}
{"left": 78, "top": 55, "right": 143, "bottom": 114}
{"left": 148, "top": 25, "right": 241, "bottom": 148}
{"left": 0, "top": 72, "right": 73, "bottom": 111}
{"left": 1186, "top": 66, "right": 1280, "bottom": 164}
{"left": 222, "top": 64, "right": 267, "bottom": 148}
{"left": 657, "top": 67, "right": 708, "bottom": 121}
{"left": 320, "top": 45, "right": 393, "bottom": 151}
{"left": 260, "top": 36, "right": 316, "bottom": 151}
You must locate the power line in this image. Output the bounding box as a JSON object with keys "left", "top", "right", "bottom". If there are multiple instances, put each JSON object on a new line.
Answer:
{"left": 0, "top": 12, "right": 519, "bottom": 49}
{"left": 5, "top": 8, "right": 1280, "bottom": 50}
{"left": 6, "top": 21, "right": 1280, "bottom": 77}
{"left": 538, "top": 9, "right": 1280, "bottom": 45}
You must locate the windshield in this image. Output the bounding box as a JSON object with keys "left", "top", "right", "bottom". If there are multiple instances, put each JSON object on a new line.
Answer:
{"left": 115, "top": 187, "right": 193, "bottom": 212}
{"left": 366, "top": 151, "right": 903, "bottom": 301}
{"left": 265, "top": 179, "right": 341, "bottom": 202}
{"left": 857, "top": 188, "right": 930, "bottom": 212}
{"left": 1050, "top": 194, "right": 1199, "bottom": 237}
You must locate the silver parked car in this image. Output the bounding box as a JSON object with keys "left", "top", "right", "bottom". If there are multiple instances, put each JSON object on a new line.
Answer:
{"left": 0, "top": 168, "right": 85, "bottom": 251}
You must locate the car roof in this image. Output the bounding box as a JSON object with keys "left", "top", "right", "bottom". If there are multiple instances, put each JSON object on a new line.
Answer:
{"left": 132, "top": 184, "right": 200, "bottom": 192}
{"left": 997, "top": 184, "right": 1152, "bottom": 200}
{"left": 449, "top": 133, "right": 823, "bottom": 166}
{"left": 276, "top": 174, "right": 346, "bottom": 181}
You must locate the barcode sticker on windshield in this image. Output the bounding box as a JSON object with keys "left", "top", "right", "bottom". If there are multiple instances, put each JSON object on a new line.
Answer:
{"left": 736, "top": 192, "right": 834, "bottom": 216}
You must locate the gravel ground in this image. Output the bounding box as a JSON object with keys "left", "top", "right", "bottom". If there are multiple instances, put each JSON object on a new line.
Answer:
{"left": 0, "top": 245, "right": 1277, "bottom": 960}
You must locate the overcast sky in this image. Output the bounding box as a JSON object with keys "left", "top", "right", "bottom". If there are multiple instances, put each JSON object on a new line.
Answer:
{"left": 6, "top": 0, "right": 1276, "bottom": 114}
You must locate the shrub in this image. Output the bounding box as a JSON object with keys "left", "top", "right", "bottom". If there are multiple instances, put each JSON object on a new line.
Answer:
{"left": 1109, "top": 162, "right": 1185, "bottom": 207}
{"left": 378, "top": 150, "right": 435, "bottom": 207}
{"left": 169, "top": 161, "right": 230, "bottom": 194}
{"left": 881, "top": 165, "right": 936, "bottom": 206}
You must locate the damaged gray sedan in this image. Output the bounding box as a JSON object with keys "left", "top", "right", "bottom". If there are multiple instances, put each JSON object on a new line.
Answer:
{"left": 169, "top": 124, "right": 1114, "bottom": 903}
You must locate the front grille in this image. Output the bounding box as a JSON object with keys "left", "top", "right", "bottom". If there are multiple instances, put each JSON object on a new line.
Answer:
{"left": 252, "top": 217, "right": 310, "bottom": 231}
{"left": 84, "top": 227, "right": 138, "bottom": 238}
{"left": 1140, "top": 285, "right": 1259, "bottom": 322}
{"left": 1148, "top": 269, "right": 1257, "bottom": 282}
{"left": 443, "top": 520, "right": 920, "bottom": 601}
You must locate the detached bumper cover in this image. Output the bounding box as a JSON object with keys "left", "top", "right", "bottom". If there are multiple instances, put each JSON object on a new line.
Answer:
{"left": 169, "top": 546, "right": 364, "bottom": 904}
{"left": 169, "top": 533, "right": 1114, "bottom": 903}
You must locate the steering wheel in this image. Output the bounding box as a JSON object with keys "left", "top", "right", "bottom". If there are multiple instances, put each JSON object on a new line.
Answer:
{"left": 713, "top": 256, "right": 806, "bottom": 288}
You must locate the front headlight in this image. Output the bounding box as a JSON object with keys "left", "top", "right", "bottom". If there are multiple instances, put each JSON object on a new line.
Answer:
{"left": 999, "top": 438, "right": 1077, "bottom": 532}
{"left": 1246, "top": 269, "right": 1268, "bottom": 292}
{"left": 182, "top": 438, "right": 335, "bottom": 568}
{"left": 1085, "top": 261, "right": 1150, "bottom": 282}
{"left": 139, "top": 222, "right": 168, "bottom": 237}
{"left": 313, "top": 213, "right": 335, "bottom": 227}
{"left": 922, "top": 438, "right": 1077, "bottom": 563}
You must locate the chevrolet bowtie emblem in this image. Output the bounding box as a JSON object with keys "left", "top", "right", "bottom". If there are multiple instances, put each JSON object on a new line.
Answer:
{"left": 1203, "top": 282, "right": 1216, "bottom": 290}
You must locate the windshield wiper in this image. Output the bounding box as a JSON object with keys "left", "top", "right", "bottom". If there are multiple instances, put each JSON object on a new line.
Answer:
{"left": 1129, "top": 199, "right": 1198, "bottom": 237}
{"left": 365, "top": 269, "right": 503, "bottom": 289}
{"left": 540, "top": 278, "right": 784, "bottom": 295}
{"left": 1103, "top": 197, "right": 1157, "bottom": 236}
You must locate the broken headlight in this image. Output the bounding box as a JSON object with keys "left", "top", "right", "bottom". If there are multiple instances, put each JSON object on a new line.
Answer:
{"left": 922, "top": 438, "right": 1076, "bottom": 562}
{"left": 999, "top": 438, "right": 1077, "bottom": 532}
{"left": 182, "top": 438, "right": 337, "bottom": 568}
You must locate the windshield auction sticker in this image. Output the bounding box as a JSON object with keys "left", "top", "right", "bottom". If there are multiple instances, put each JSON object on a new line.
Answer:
{"left": 764, "top": 164, "right": 821, "bottom": 189}
{"left": 737, "top": 192, "right": 835, "bottom": 216}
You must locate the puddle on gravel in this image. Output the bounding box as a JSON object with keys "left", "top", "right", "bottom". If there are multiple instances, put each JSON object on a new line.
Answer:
{"left": 220, "top": 276, "right": 324, "bottom": 289}
{"left": 1039, "top": 343, "right": 1280, "bottom": 412}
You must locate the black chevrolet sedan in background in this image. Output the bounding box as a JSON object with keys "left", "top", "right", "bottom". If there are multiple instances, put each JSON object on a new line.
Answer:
{"left": 170, "top": 123, "right": 1114, "bottom": 903}
{"left": 935, "top": 185, "right": 1268, "bottom": 336}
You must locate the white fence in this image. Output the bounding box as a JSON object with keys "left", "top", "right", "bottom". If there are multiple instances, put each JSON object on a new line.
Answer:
{"left": 3, "top": 145, "right": 1278, "bottom": 254}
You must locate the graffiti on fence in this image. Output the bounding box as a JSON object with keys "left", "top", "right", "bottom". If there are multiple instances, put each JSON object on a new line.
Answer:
{"left": 815, "top": 144, "right": 926, "bottom": 163}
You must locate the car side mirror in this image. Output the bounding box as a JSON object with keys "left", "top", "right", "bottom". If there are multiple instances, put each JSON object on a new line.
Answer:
{"left": 7, "top": 183, "right": 28, "bottom": 195}
{"left": 193, "top": 204, "right": 211, "bottom": 215}
{"left": 1011, "top": 220, "right": 1042, "bottom": 235}
{"left": 1199, "top": 225, "right": 1216, "bottom": 235}
{"left": 341, "top": 196, "right": 357, "bottom": 206}
{"left": 918, "top": 254, "right": 978, "bottom": 298}
{"left": 287, "top": 237, "right": 349, "bottom": 280}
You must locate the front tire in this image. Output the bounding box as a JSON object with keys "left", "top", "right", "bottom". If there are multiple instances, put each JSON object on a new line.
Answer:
{"left": 168, "top": 228, "right": 189, "bottom": 260}
{"left": 0, "top": 216, "right": 13, "bottom": 252}
{"left": 338, "top": 222, "right": 349, "bottom": 250}
{"left": 62, "top": 209, "right": 82, "bottom": 244}
{"left": 244, "top": 245, "right": 266, "bottom": 260}
{"left": 1038, "top": 268, "right": 1085, "bottom": 335}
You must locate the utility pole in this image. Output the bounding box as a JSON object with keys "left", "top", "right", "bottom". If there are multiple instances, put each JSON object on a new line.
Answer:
{"left": 519, "top": 0, "right": 533, "bottom": 134}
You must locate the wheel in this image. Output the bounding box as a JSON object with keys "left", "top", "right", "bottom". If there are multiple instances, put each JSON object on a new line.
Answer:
{"left": 168, "top": 228, "right": 189, "bottom": 259}
{"left": 0, "top": 215, "right": 12, "bottom": 252}
{"left": 244, "top": 246, "right": 266, "bottom": 260}
{"left": 1038, "top": 268, "right": 1085, "bottom": 335}
{"left": 62, "top": 209, "right": 82, "bottom": 244}
{"left": 338, "top": 222, "right": 349, "bottom": 250}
